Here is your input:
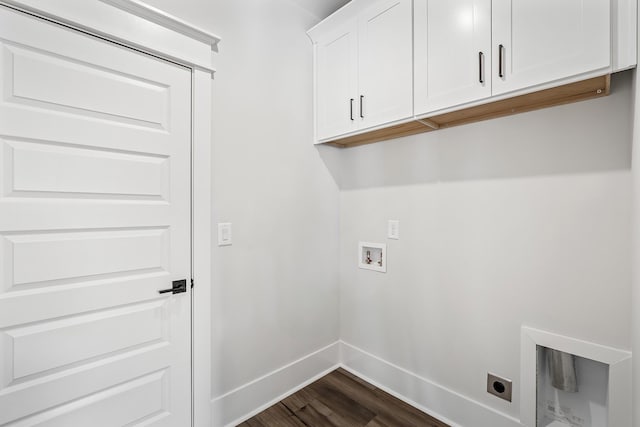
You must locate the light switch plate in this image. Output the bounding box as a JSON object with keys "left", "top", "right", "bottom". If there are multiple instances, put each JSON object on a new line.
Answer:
{"left": 218, "top": 223, "right": 232, "bottom": 246}
{"left": 388, "top": 220, "right": 400, "bottom": 240}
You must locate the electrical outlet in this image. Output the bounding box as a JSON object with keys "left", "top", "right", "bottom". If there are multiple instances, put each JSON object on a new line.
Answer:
{"left": 487, "top": 373, "right": 512, "bottom": 402}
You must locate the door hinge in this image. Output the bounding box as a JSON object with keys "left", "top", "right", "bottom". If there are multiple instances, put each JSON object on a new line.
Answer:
{"left": 191, "top": 278, "right": 194, "bottom": 289}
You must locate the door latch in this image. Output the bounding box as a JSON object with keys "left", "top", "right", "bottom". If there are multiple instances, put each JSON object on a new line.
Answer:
{"left": 158, "top": 279, "right": 187, "bottom": 295}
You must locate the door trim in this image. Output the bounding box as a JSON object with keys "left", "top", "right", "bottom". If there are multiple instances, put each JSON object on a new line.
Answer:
{"left": 191, "top": 69, "right": 213, "bottom": 427}
{"left": 0, "top": 0, "right": 219, "bottom": 73}
{"left": 0, "top": 3, "right": 216, "bottom": 426}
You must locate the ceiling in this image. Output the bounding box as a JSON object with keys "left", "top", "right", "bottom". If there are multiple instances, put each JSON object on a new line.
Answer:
{"left": 290, "top": 0, "right": 350, "bottom": 20}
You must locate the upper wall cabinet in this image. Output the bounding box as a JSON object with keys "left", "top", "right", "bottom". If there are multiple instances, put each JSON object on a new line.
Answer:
{"left": 310, "top": 0, "right": 413, "bottom": 141}
{"left": 492, "top": 0, "right": 610, "bottom": 95}
{"left": 414, "top": 0, "right": 492, "bottom": 114}
{"left": 311, "top": 0, "right": 635, "bottom": 147}
{"left": 414, "top": 0, "right": 612, "bottom": 116}
{"left": 314, "top": 19, "right": 358, "bottom": 139}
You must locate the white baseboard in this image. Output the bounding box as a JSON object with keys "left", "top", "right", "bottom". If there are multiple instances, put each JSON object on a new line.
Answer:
{"left": 211, "top": 340, "right": 523, "bottom": 427}
{"left": 339, "top": 341, "right": 522, "bottom": 427}
{"left": 211, "top": 341, "right": 340, "bottom": 427}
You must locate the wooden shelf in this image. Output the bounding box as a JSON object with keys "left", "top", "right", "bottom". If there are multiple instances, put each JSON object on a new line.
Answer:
{"left": 325, "top": 75, "right": 610, "bottom": 148}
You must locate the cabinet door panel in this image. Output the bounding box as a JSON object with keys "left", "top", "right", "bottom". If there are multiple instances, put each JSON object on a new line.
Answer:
{"left": 492, "top": 0, "right": 610, "bottom": 95}
{"left": 358, "top": 0, "right": 413, "bottom": 129}
{"left": 316, "top": 22, "right": 358, "bottom": 140}
{"left": 414, "top": 0, "right": 491, "bottom": 115}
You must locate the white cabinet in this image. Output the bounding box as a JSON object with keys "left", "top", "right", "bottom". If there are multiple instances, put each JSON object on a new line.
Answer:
{"left": 415, "top": 0, "right": 611, "bottom": 116}
{"left": 311, "top": 0, "right": 413, "bottom": 142}
{"left": 315, "top": 21, "right": 358, "bottom": 139}
{"left": 414, "top": 0, "right": 492, "bottom": 113}
{"left": 358, "top": 0, "right": 413, "bottom": 130}
{"left": 492, "top": 0, "right": 610, "bottom": 95}
{"left": 312, "top": 0, "right": 632, "bottom": 147}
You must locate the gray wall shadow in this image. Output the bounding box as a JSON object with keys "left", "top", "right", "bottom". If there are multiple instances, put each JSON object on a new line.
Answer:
{"left": 318, "top": 71, "right": 634, "bottom": 190}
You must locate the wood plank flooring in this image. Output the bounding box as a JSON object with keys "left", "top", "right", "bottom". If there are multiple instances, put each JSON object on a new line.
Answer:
{"left": 238, "top": 368, "right": 450, "bottom": 427}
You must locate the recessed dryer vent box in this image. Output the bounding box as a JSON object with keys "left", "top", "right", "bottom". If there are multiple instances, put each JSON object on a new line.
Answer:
{"left": 520, "top": 326, "right": 632, "bottom": 427}
{"left": 358, "top": 242, "right": 386, "bottom": 273}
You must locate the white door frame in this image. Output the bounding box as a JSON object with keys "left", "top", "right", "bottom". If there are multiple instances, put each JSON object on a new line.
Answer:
{"left": 0, "top": 1, "right": 218, "bottom": 426}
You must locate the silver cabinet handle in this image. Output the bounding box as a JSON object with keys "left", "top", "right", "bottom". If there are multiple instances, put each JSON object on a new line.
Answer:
{"left": 478, "top": 51, "right": 485, "bottom": 84}
{"left": 350, "top": 98, "right": 354, "bottom": 121}
{"left": 498, "top": 44, "right": 505, "bottom": 78}
{"left": 360, "top": 95, "right": 364, "bottom": 118}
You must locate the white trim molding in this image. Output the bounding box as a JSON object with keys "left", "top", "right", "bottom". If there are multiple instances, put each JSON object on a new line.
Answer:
{"left": 192, "top": 69, "right": 214, "bottom": 427}
{"left": 0, "top": 0, "right": 219, "bottom": 73}
{"left": 339, "top": 341, "right": 521, "bottom": 427}
{"left": 520, "top": 326, "right": 632, "bottom": 427}
{"left": 99, "top": 0, "right": 220, "bottom": 51}
{"left": 211, "top": 342, "right": 341, "bottom": 427}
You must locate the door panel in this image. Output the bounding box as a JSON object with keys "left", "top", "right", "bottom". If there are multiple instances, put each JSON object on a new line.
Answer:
{"left": 5, "top": 228, "right": 169, "bottom": 286}
{"left": 6, "top": 301, "right": 166, "bottom": 379}
{"left": 1, "top": 347, "right": 171, "bottom": 425}
{"left": 8, "top": 44, "right": 169, "bottom": 127}
{"left": 0, "top": 6, "right": 191, "bottom": 427}
{"left": 14, "top": 370, "right": 169, "bottom": 427}
{"left": 5, "top": 138, "right": 169, "bottom": 199}
{"left": 492, "top": 0, "right": 610, "bottom": 95}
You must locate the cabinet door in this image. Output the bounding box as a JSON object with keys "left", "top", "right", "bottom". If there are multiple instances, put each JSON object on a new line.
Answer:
{"left": 358, "top": 0, "right": 413, "bottom": 129}
{"left": 492, "top": 0, "right": 610, "bottom": 95}
{"left": 316, "top": 21, "right": 358, "bottom": 140}
{"left": 414, "top": 0, "right": 492, "bottom": 115}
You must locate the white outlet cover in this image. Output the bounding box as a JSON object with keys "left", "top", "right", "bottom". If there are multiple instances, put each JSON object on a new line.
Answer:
{"left": 218, "top": 223, "right": 232, "bottom": 246}
{"left": 388, "top": 220, "right": 400, "bottom": 239}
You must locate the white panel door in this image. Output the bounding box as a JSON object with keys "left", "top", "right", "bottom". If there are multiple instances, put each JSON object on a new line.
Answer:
{"left": 0, "top": 6, "right": 192, "bottom": 426}
{"left": 315, "top": 20, "right": 358, "bottom": 141}
{"left": 414, "top": 0, "right": 491, "bottom": 115}
{"left": 492, "top": 0, "right": 611, "bottom": 95}
{"left": 358, "top": 0, "right": 413, "bottom": 129}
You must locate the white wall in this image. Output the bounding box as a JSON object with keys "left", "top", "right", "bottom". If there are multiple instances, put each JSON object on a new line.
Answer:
{"left": 128, "top": 2, "right": 634, "bottom": 425}
{"left": 335, "top": 71, "right": 633, "bottom": 424}
{"left": 138, "top": 0, "right": 341, "bottom": 424}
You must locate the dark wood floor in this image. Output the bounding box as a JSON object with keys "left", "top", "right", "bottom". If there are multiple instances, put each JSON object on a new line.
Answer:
{"left": 238, "top": 368, "right": 449, "bottom": 427}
